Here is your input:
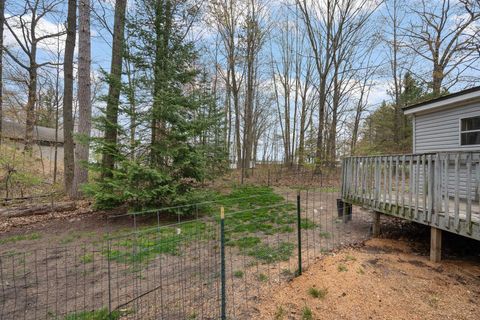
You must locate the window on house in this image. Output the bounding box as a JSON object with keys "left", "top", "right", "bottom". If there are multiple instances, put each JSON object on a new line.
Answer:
{"left": 461, "top": 116, "right": 480, "bottom": 145}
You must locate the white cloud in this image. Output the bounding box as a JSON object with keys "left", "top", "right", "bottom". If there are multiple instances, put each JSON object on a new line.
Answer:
{"left": 367, "top": 80, "right": 391, "bottom": 106}
{"left": 4, "top": 13, "right": 66, "bottom": 53}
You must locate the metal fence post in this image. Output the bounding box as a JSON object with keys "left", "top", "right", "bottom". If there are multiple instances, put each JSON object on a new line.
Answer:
{"left": 296, "top": 192, "right": 302, "bottom": 276}
{"left": 220, "top": 206, "right": 226, "bottom": 320}
{"left": 107, "top": 238, "right": 112, "bottom": 319}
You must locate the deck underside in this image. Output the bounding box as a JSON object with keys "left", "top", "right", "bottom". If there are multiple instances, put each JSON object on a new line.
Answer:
{"left": 343, "top": 193, "right": 480, "bottom": 240}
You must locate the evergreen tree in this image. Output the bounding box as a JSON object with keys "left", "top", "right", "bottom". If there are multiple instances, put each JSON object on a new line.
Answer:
{"left": 85, "top": 0, "right": 226, "bottom": 210}
{"left": 355, "top": 73, "right": 426, "bottom": 155}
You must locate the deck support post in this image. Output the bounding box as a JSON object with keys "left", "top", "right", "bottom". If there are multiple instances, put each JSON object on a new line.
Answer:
{"left": 372, "top": 211, "right": 381, "bottom": 237}
{"left": 430, "top": 227, "right": 442, "bottom": 262}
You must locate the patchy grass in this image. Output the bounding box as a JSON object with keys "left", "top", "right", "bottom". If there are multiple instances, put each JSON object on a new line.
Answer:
{"left": 308, "top": 286, "right": 328, "bottom": 299}
{"left": 227, "top": 236, "right": 260, "bottom": 249}
{"left": 247, "top": 242, "right": 295, "bottom": 263}
{"left": 63, "top": 308, "right": 120, "bottom": 320}
{"left": 0, "top": 233, "right": 41, "bottom": 245}
{"left": 212, "top": 186, "right": 313, "bottom": 265}
{"left": 301, "top": 306, "right": 313, "bottom": 320}
{"left": 103, "top": 220, "right": 212, "bottom": 265}
{"left": 98, "top": 186, "right": 311, "bottom": 266}
{"left": 219, "top": 186, "right": 316, "bottom": 237}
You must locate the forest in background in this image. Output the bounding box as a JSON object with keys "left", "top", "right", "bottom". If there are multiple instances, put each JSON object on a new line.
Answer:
{"left": 0, "top": 0, "right": 479, "bottom": 209}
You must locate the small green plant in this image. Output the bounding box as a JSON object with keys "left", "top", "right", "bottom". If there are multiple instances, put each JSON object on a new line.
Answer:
{"left": 274, "top": 306, "right": 285, "bottom": 320}
{"left": 357, "top": 267, "right": 365, "bottom": 275}
{"left": 63, "top": 308, "right": 120, "bottom": 320}
{"left": 319, "top": 231, "right": 331, "bottom": 239}
{"left": 233, "top": 270, "right": 244, "bottom": 278}
{"left": 428, "top": 295, "right": 439, "bottom": 308}
{"left": 337, "top": 264, "right": 348, "bottom": 272}
{"left": 280, "top": 268, "right": 294, "bottom": 278}
{"left": 308, "top": 286, "right": 328, "bottom": 299}
{"left": 80, "top": 253, "right": 94, "bottom": 264}
{"left": 301, "top": 306, "right": 313, "bottom": 320}
{"left": 257, "top": 273, "right": 268, "bottom": 282}
{"left": 345, "top": 254, "right": 356, "bottom": 261}
{"left": 300, "top": 218, "right": 316, "bottom": 230}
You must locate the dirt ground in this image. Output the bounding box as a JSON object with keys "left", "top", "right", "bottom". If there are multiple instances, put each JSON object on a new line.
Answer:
{"left": 256, "top": 238, "right": 480, "bottom": 320}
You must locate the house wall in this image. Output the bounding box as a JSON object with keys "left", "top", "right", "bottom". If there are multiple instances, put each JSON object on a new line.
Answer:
{"left": 413, "top": 103, "right": 480, "bottom": 199}
{"left": 414, "top": 102, "right": 480, "bottom": 153}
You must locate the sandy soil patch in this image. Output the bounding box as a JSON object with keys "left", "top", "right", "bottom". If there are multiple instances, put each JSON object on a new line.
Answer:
{"left": 256, "top": 238, "right": 480, "bottom": 320}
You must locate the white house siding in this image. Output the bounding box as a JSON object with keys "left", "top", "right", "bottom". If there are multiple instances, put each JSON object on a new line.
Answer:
{"left": 414, "top": 103, "right": 480, "bottom": 153}
{"left": 413, "top": 103, "right": 480, "bottom": 200}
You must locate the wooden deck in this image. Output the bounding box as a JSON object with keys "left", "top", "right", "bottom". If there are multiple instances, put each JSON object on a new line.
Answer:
{"left": 341, "top": 152, "right": 480, "bottom": 241}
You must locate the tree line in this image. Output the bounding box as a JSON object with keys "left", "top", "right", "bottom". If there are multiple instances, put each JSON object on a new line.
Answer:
{"left": 0, "top": 0, "right": 478, "bottom": 208}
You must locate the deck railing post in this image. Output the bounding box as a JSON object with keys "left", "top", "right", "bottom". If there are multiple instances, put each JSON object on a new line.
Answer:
{"left": 427, "top": 154, "right": 434, "bottom": 223}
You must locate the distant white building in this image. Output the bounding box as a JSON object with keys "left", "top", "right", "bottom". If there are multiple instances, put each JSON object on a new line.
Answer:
{"left": 1, "top": 119, "right": 64, "bottom": 163}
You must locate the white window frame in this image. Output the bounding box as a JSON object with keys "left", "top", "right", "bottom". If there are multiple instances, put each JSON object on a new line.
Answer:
{"left": 459, "top": 114, "right": 480, "bottom": 146}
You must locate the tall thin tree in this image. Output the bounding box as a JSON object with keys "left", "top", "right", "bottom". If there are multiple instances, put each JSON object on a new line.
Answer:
{"left": 101, "top": 0, "right": 128, "bottom": 178}
{"left": 73, "top": 0, "right": 92, "bottom": 197}
{"left": 63, "top": 0, "right": 76, "bottom": 197}
{"left": 0, "top": 0, "right": 4, "bottom": 145}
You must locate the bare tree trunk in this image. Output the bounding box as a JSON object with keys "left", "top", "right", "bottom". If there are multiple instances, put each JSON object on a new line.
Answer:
{"left": 73, "top": 0, "right": 92, "bottom": 198}
{"left": 0, "top": 0, "right": 4, "bottom": 145}
{"left": 432, "top": 63, "right": 443, "bottom": 96}
{"left": 231, "top": 62, "right": 242, "bottom": 166}
{"left": 298, "top": 60, "right": 312, "bottom": 168}
{"left": 101, "top": 0, "right": 127, "bottom": 178}
{"left": 124, "top": 41, "right": 137, "bottom": 160}
{"left": 53, "top": 37, "right": 61, "bottom": 184}
{"left": 63, "top": 0, "right": 76, "bottom": 197}
{"left": 24, "top": 58, "right": 37, "bottom": 152}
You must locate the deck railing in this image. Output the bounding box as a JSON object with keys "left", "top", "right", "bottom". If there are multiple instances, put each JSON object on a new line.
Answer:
{"left": 341, "top": 152, "right": 480, "bottom": 238}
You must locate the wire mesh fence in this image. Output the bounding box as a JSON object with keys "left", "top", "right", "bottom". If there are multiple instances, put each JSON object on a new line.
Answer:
{"left": 0, "top": 188, "right": 372, "bottom": 319}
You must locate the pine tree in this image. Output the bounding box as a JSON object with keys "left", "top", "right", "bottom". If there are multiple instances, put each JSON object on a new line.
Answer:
{"left": 85, "top": 0, "right": 226, "bottom": 210}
